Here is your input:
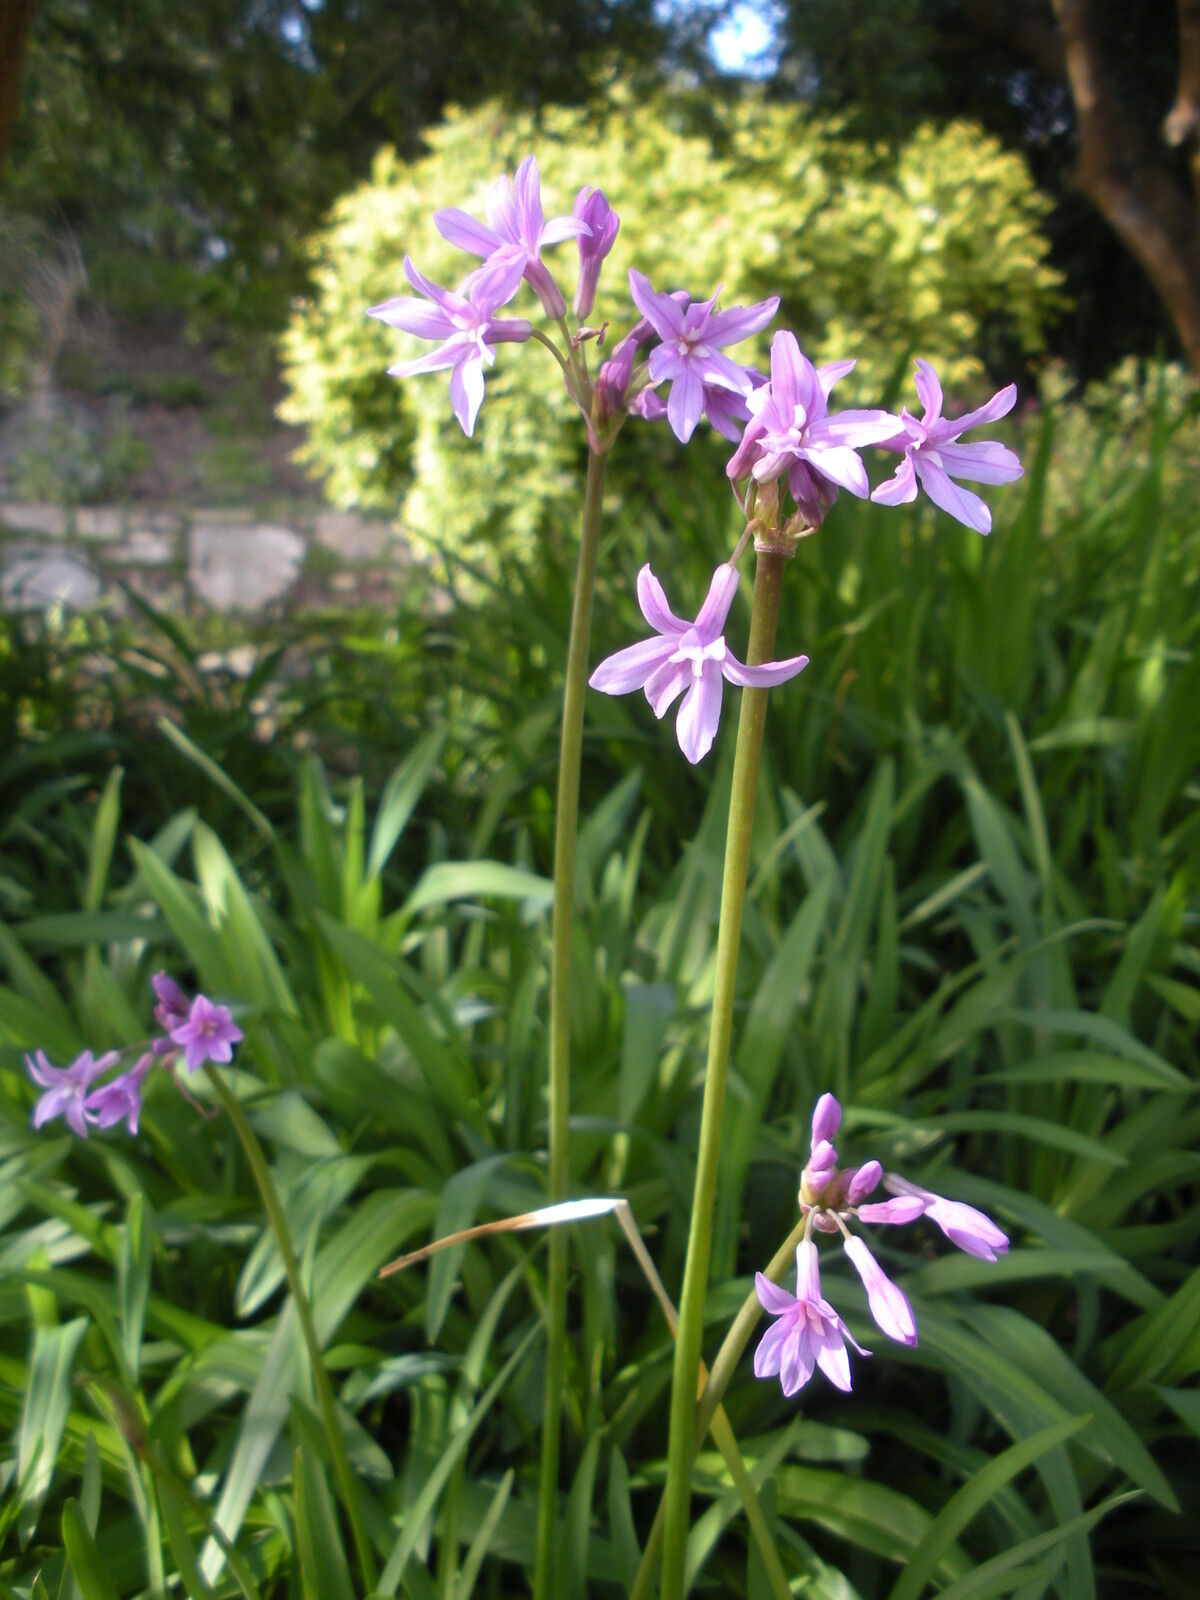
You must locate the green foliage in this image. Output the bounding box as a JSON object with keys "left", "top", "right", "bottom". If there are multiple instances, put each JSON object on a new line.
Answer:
{"left": 280, "top": 87, "right": 1062, "bottom": 568}
{"left": 0, "top": 382, "right": 1196, "bottom": 1595}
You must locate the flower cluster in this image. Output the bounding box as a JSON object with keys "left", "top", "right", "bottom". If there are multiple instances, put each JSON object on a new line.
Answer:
{"left": 371, "top": 154, "right": 1022, "bottom": 764}
{"left": 25, "top": 973, "right": 243, "bottom": 1138}
{"left": 753, "top": 1093, "right": 1009, "bottom": 1397}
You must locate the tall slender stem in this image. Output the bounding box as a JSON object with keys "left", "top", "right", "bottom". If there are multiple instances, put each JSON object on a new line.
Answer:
{"left": 204, "top": 1066, "right": 377, "bottom": 1593}
{"left": 533, "top": 447, "right": 609, "bottom": 1600}
{"left": 627, "top": 1215, "right": 808, "bottom": 1600}
{"left": 658, "top": 549, "right": 789, "bottom": 1600}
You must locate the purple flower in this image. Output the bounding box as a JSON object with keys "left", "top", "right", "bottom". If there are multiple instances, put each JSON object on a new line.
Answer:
{"left": 754, "top": 1241, "right": 869, "bottom": 1396}
{"left": 871, "top": 361, "right": 1022, "bottom": 534}
{"left": 369, "top": 255, "right": 533, "bottom": 436}
{"left": 628, "top": 270, "right": 779, "bottom": 443}
{"left": 727, "top": 334, "right": 900, "bottom": 527}
{"left": 843, "top": 1236, "right": 917, "bottom": 1346}
{"left": 573, "top": 186, "right": 620, "bottom": 319}
{"left": 753, "top": 1092, "right": 1011, "bottom": 1387}
{"left": 435, "top": 155, "right": 591, "bottom": 317}
{"left": 884, "top": 1174, "right": 1011, "bottom": 1261}
{"left": 84, "top": 1053, "right": 153, "bottom": 1136}
{"left": 588, "top": 563, "right": 809, "bottom": 764}
{"left": 26, "top": 1049, "right": 118, "bottom": 1138}
{"left": 152, "top": 971, "right": 190, "bottom": 1032}
{"left": 170, "top": 995, "right": 244, "bottom": 1073}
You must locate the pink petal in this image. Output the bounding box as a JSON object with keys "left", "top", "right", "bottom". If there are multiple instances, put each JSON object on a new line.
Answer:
{"left": 755, "top": 1271, "right": 799, "bottom": 1317}
{"left": 512, "top": 155, "right": 544, "bottom": 246}
{"left": 589, "top": 636, "right": 675, "bottom": 695}
{"left": 942, "top": 382, "right": 1018, "bottom": 439}
{"left": 675, "top": 660, "right": 723, "bottom": 763}
{"left": 693, "top": 564, "right": 741, "bottom": 640}
{"left": 935, "top": 441, "right": 1023, "bottom": 485}
{"left": 814, "top": 1325, "right": 854, "bottom": 1391}
{"left": 636, "top": 565, "right": 688, "bottom": 635}
{"left": 796, "top": 1240, "right": 822, "bottom": 1303}
{"left": 484, "top": 173, "right": 521, "bottom": 244}
{"left": 844, "top": 1236, "right": 917, "bottom": 1346}
{"left": 387, "top": 345, "right": 464, "bottom": 379}
{"left": 644, "top": 657, "right": 690, "bottom": 718}
{"left": 628, "top": 269, "right": 686, "bottom": 340}
{"left": 816, "top": 358, "right": 855, "bottom": 397}
{"left": 696, "top": 349, "right": 754, "bottom": 395}
{"left": 722, "top": 651, "right": 809, "bottom": 689}
{"left": 797, "top": 443, "right": 870, "bottom": 498}
{"left": 913, "top": 360, "right": 944, "bottom": 424}
{"left": 387, "top": 344, "right": 462, "bottom": 378}
{"left": 753, "top": 1312, "right": 793, "bottom": 1378}
{"left": 810, "top": 409, "right": 904, "bottom": 448}
{"left": 449, "top": 357, "right": 486, "bottom": 436}
{"left": 914, "top": 457, "right": 992, "bottom": 533}
{"left": 540, "top": 214, "right": 592, "bottom": 246}
{"left": 856, "top": 1196, "right": 926, "bottom": 1225}
{"left": 667, "top": 365, "right": 705, "bottom": 443}
{"left": 779, "top": 1323, "right": 816, "bottom": 1396}
{"left": 704, "top": 296, "right": 780, "bottom": 347}
{"left": 703, "top": 385, "right": 752, "bottom": 441}
{"left": 647, "top": 345, "right": 684, "bottom": 385}
{"left": 403, "top": 255, "right": 457, "bottom": 308}
{"left": 767, "top": 331, "right": 810, "bottom": 415}
{"left": 367, "top": 296, "right": 454, "bottom": 338}
{"left": 726, "top": 416, "right": 767, "bottom": 480}
{"left": 434, "top": 208, "right": 502, "bottom": 258}
{"left": 871, "top": 453, "right": 919, "bottom": 507}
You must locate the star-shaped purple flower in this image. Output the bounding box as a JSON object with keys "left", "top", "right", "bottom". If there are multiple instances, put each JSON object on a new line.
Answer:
{"left": 369, "top": 254, "right": 533, "bottom": 436}
{"left": 754, "top": 1241, "right": 869, "bottom": 1396}
{"left": 871, "top": 360, "right": 1022, "bottom": 534}
{"left": 26, "top": 1048, "right": 119, "bottom": 1138}
{"left": 727, "top": 333, "right": 901, "bottom": 526}
{"left": 84, "top": 1053, "right": 153, "bottom": 1136}
{"left": 435, "top": 155, "right": 591, "bottom": 317}
{"left": 170, "top": 995, "right": 244, "bottom": 1073}
{"left": 589, "top": 563, "right": 809, "bottom": 764}
{"left": 628, "top": 270, "right": 779, "bottom": 444}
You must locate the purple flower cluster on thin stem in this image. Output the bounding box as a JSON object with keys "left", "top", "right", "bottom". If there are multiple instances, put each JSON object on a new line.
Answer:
{"left": 753, "top": 1093, "right": 1010, "bottom": 1396}
{"left": 25, "top": 973, "right": 244, "bottom": 1138}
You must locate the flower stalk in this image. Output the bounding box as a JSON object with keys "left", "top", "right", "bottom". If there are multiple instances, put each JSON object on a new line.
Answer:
{"left": 203, "top": 1066, "right": 377, "bottom": 1592}
{"left": 658, "top": 546, "right": 790, "bottom": 1600}
{"left": 534, "top": 444, "right": 609, "bottom": 1600}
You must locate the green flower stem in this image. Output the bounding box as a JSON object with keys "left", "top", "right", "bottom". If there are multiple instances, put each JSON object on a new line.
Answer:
{"left": 658, "top": 548, "right": 789, "bottom": 1600}
{"left": 533, "top": 446, "right": 609, "bottom": 1600}
{"left": 204, "top": 1066, "right": 377, "bottom": 1593}
{"left": 627, "top": 1215, "right": 808, "bottom": 1600}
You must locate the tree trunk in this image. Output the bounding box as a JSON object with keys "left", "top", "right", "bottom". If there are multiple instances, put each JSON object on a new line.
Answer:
{"left": 0, "top": 0, "right": 38, "bottom": 178}
{"left": 1052, "top": 0, "right": 1200, "bottom": 371}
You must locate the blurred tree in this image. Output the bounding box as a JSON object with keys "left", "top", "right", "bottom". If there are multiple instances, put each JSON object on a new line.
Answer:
{"left": 777, "top": 0, "right": 1200, "bottom": 374}
{"left": 0, "top": 0, "right": 38, "bottom": 177}
{"left": 5, "top": 0, "right": 663, "bottom": 324}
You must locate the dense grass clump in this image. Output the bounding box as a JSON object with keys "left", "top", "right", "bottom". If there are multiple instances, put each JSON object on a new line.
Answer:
{"left": 0, "top": 391, "right": 1197, "bottom": 1597}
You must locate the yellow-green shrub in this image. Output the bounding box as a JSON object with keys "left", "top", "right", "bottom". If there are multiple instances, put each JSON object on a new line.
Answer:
{"left": 280, "top": 85, "right": 1063, "bottom": 568}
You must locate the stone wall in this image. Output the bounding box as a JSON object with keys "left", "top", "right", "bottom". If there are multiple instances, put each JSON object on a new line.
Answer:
{"left": 0, "top": 502, "right": 409, "bottom": 616}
